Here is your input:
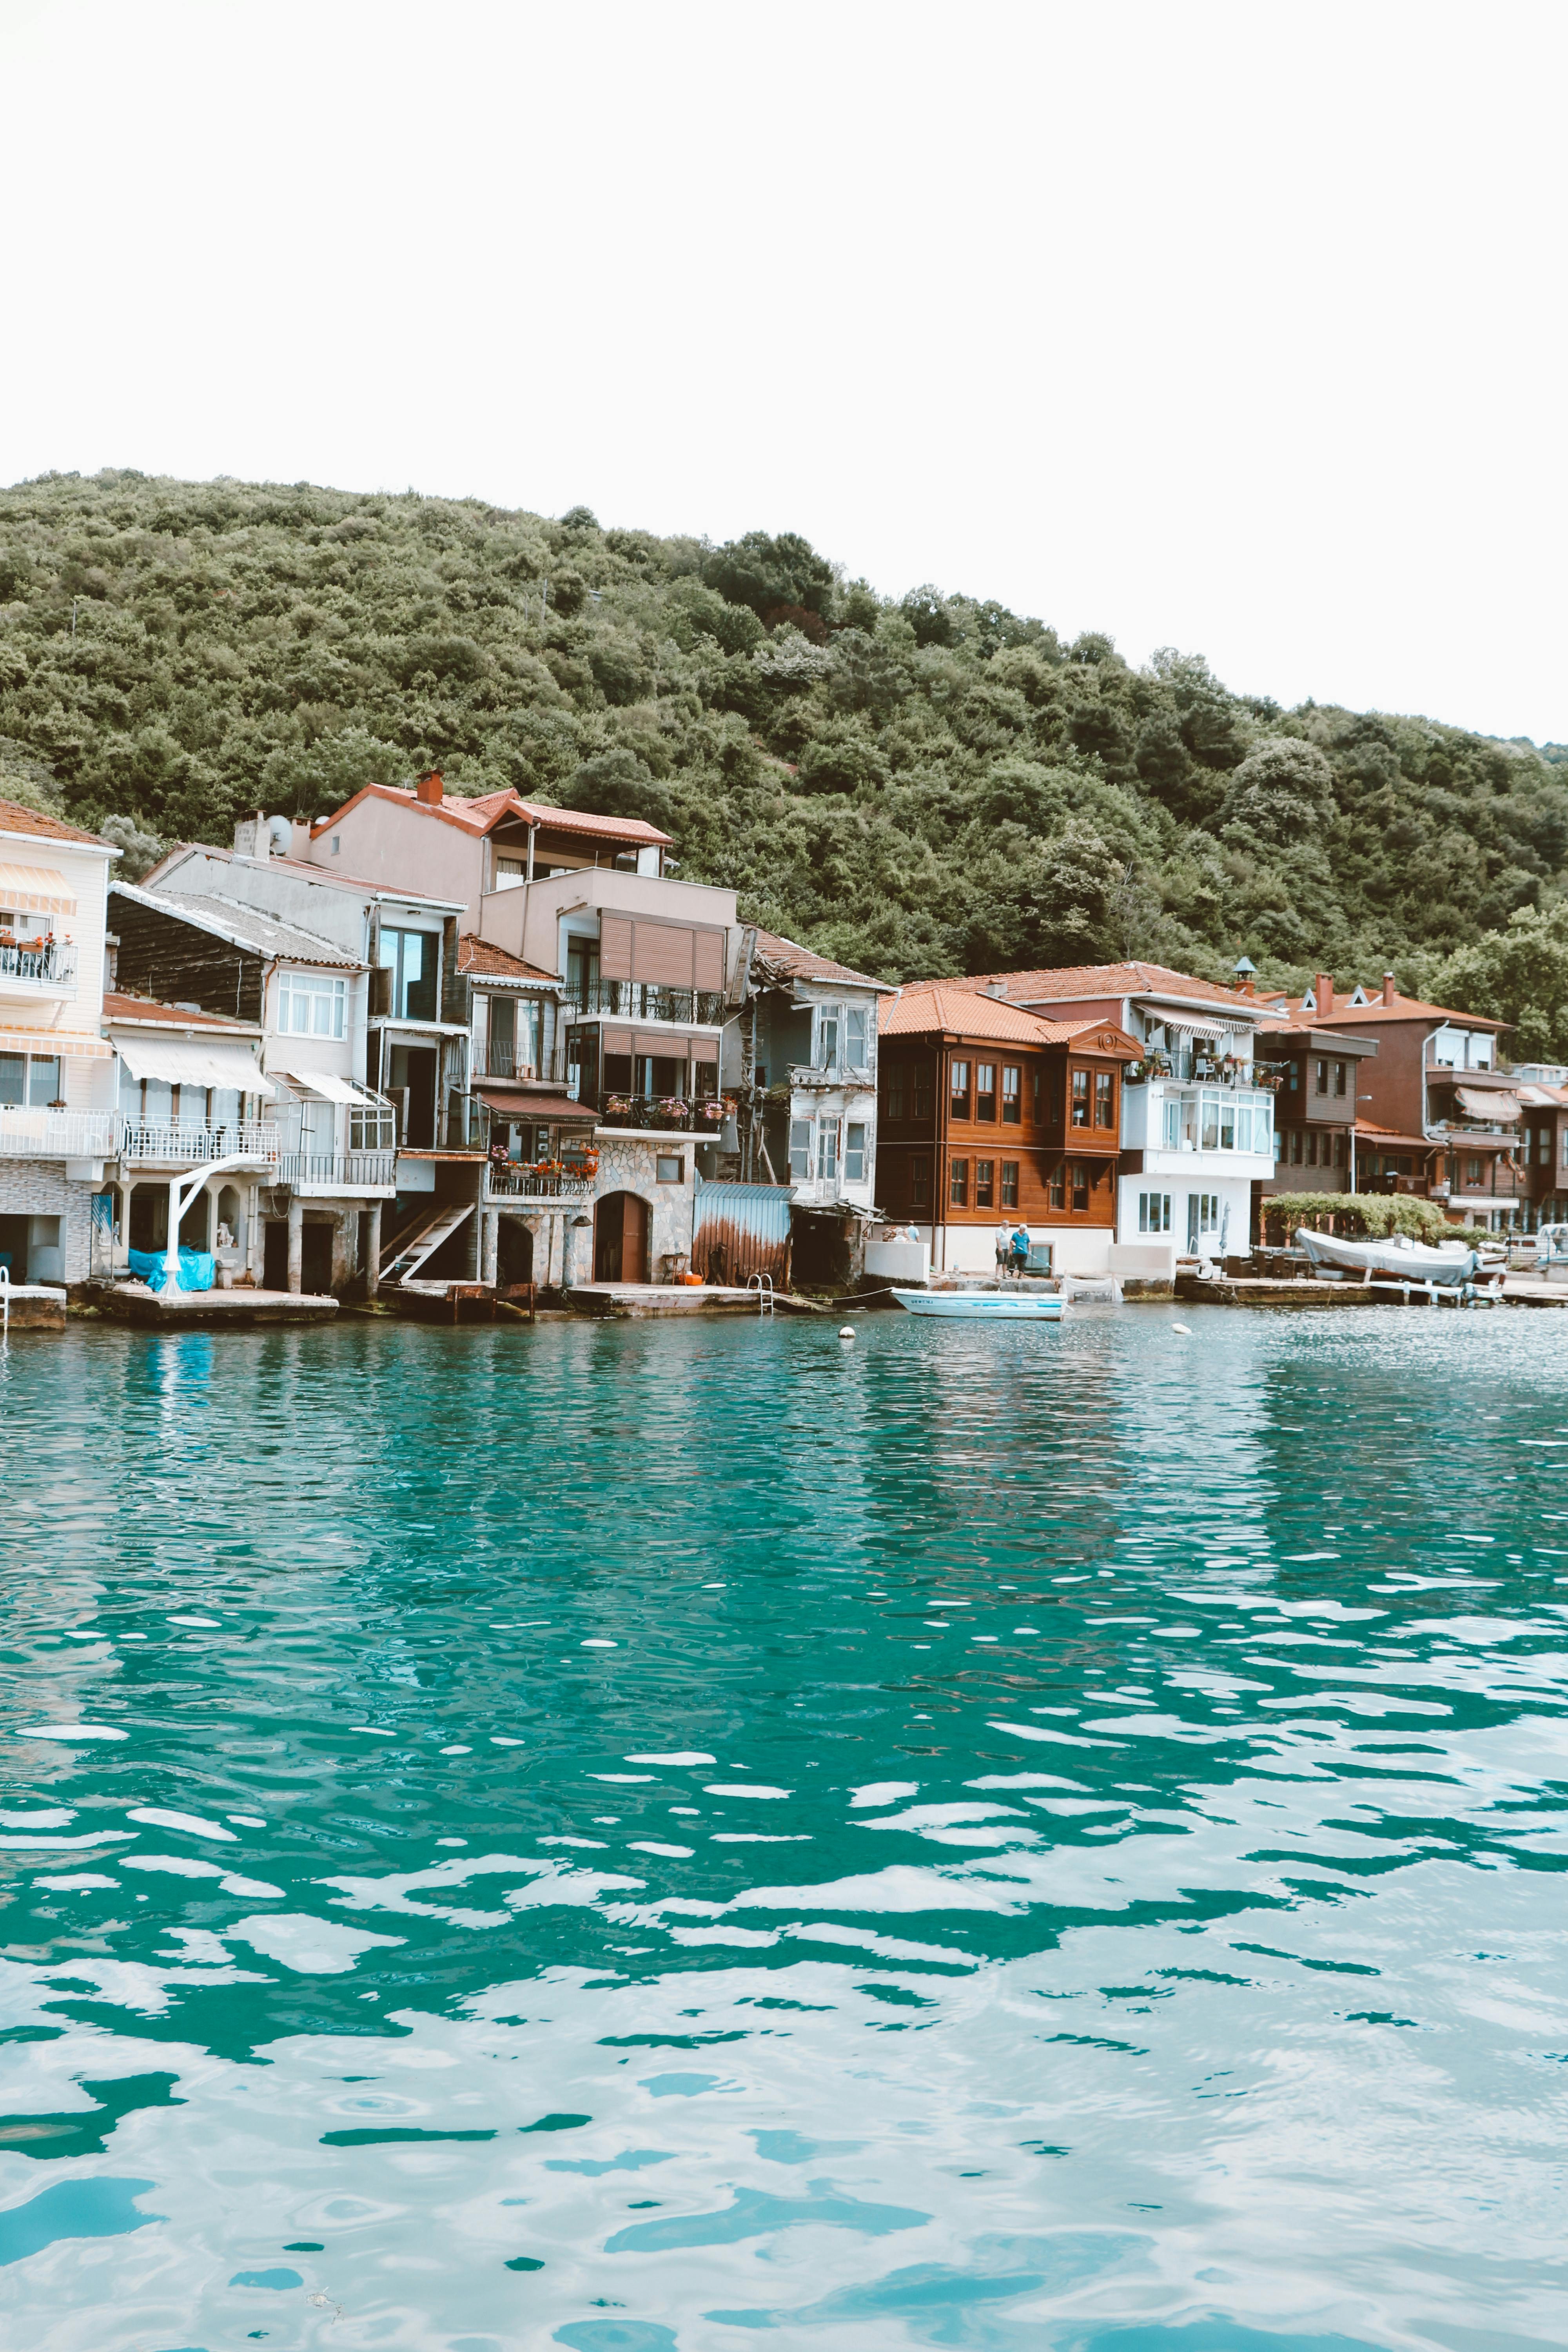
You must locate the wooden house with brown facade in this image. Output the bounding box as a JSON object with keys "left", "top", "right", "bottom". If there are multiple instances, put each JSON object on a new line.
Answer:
{"left": 876, "top": 983, "right": 1140, "bottom": 1274}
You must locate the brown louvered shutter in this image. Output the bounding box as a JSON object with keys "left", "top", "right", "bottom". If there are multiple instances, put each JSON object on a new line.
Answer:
{"left": 601, "top": 915, "right": 633, "bottom": 980}
{"left": 693, "top": 930, "right": 725, "bottom": 990}
{"left": 630, "top": 923, "right": 696, "bottom": 985}
{"left": 603, "top": 1027, "right": 635, "bottom": 1056}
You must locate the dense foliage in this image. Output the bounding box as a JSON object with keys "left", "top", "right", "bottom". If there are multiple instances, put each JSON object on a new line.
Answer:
{"left": 2, "top": 469, "right": 1565, "bottom": 1009}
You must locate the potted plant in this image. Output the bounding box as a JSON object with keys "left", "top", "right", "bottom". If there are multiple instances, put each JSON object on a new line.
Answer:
{"left": 604, "top": 1094, "right": 631, "bottom": 1120}
{"left": 658, "top": 1096, "right": 688, "bottom": 1123}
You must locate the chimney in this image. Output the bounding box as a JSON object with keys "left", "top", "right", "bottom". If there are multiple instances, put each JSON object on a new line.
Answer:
{"left": 233, "top": 812, "right": 263, "bottom": 859}
{"left": 415, "top": 770, "right": 444, "bottom": 806}
{"left": 290, "top": 818, "right": 315, "bottom": 861}
{"left": 983, "top": 980, "right": 1008, "bottom": 998}
{"left": 1382, "top": 970, "right": 1396, "bottom": 1007}
{"left": 1314, "top": 972, "right": 1334, "bottom": 1018}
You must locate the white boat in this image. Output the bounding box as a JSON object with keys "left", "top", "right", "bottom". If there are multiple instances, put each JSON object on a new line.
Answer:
{"left": 891, "top": 1287, "right": 1065, "bottom": 1321}
{"left": 1295, "top": 1228, "right": 1476, "bottom": 1287}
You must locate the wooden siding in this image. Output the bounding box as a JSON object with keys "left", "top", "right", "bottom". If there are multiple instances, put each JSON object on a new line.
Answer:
{"left": 111, "top": 896, "right": 265, "bottom": 1024}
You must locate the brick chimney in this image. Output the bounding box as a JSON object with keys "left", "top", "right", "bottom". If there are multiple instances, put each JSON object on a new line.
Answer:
{"left": 415, "top": 770, "right": 444, "bottom": 806}
{"left": 1314, "top": 972, "right": 1334, "bottom": 1017}
{"left": 1382, "top": 970, "right": 1396, "bottom": 1007}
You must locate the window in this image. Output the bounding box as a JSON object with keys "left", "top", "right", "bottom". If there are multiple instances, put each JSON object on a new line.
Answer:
{"left": 1000, "top": 1160, "right": 1019, "bottom": 1207}
{"left": 1315, "top": 1058, "right": 1328, "bottom": 1095}
{"left": 1030, "top": 1066, "right": 1042, "bottom": 1123}
{"left": 1306, "top": 1130, "right": 1319, "bottom": 1167}
{"left": 845, "top": 1005, "right": 869, "bottom": 1071}
{"left": 1288, "top": 1062, "right": 1299, "bottom": 1091}
{"left": 495, "top": 856, "right": 526, "bottom": 891}
{"left": 349, "top": 1091, "right": 396, "bottom": 1151}
{"left": 975, "top": 1158, "right": 995, "bottom": 1208}
{"left": 817, "top": 1119, "right": 839, "bottom": 1181}
{"left": 1138, "top": 1191, "right": 1172, "bottom": 1233}
{"left": 656, "top": 1154, "right": 684, "bottom": 1183}
{"left": 845, "top": 1122, "right": 867, "bottom": 1182}
{"left": 1186, "top": 1192, "right": 1221, "bottom": 1249}
{"left": 1334, "top": 1061, "right": 1347, "bottom": 1096}
{"left": 886, "top": 1069, "right": 905, "bottom": 1120}
{"left": 975, "top": 1063, "right": 996, "bottom": 1120}
{"left": 1071, "top": 1161, "right": 1089, "bottom": 1211}
{"left": 789, "top": 1119, "right": 813, "bottom": 1180}
{"left": 279, "top": 970, "right": 347, "bottom": 1038}
{"left": 1273, "top": 1127, "right": 1283, "bottom": 1162}
{"left": 1290, "top": 1129, "right": 1303, "bottom": 1163}
{"left": 1002, "top": 1066, "right": 1021, "bottom": 1123}
{"left": 911, "top": 1160, "right": 929, "bottom": 1207}
{"left": 815, "top": 1006, "right": 841, "bottom": 1068}
{"left": 950, "top": 1156, "right": 969, "bottom": 1205}
{"left": 1466, "top": 1156, "right": 1483, "bottom": 1186}
{"left": 912, "top": 1067, "right": 933, "bottom": 1120}
{"left": 377, "top": 928, "right": 437, "bottom": 1022}
{"left": 1094, "top": 1071, "right": 1114, "bottom": 1128}
{"left": 1071, "top": 1070, "right": 1090, "bottom": 1127}
{"left": 1562, "top": 1129, "right": 1568, "bottom": 1169}
{"left": 950, "top": 1060, "right": 970, "bottom": 1115}
{"left": 1047, "top": 1161, "right": 1065, "bottom": 1209}
{"left": 331, "top": 835, "right": 341, "bottom": 856}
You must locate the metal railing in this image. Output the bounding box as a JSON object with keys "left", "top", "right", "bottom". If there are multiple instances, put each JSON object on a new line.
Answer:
{"left": 117, "top": 1119, "right": 281, "bottom": 1165}
{"left": 1130, "top": 1051, "right": 1266, "bottom": 1087}
{"left": 0, "top": 940, "right": 76, "bottom": 987}
{"left": 566, "top": 980, "right": 726, "bottom": 1025}
{"left": 485, "top": 1167, "right": 595, "bottom": 1201}
{"left": 278, "top": 1150, "right": 397, "bottom": 1190}
{"left": 596, "top": 1094, "right": 727, "bottom": 1134}
{"left": 473, "top": 1044, "right": 552, "bottom": 1082}
{"left": 0, "top": 1107, "right": 116, "bottom": 1159}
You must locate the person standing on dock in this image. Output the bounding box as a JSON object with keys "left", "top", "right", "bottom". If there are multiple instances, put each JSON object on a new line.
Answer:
{"left": 995, "top": 1220, "right": 1012, "bottom": 1281}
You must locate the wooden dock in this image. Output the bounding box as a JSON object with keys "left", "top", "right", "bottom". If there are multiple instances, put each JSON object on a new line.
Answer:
{"left": 565, "top": 1283, "right": 821, "bottom": 1319}
{"left": 89, "top": 1281, "right": 339, "bottom": 1327}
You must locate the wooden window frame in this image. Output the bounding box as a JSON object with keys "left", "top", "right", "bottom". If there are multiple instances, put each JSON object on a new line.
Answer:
{"left": 949, "top": 1155, "right": 969, "bottom": 1207}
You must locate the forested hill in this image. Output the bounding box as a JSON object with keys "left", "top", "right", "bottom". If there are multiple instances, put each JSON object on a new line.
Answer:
{"left": 4, "top": 468, "right": 1567, "bottom": 1041}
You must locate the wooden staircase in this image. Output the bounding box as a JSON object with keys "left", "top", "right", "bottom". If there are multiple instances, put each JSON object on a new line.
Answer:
{"left": 380, "top": 1201, "right": 475, "bottom": 1287}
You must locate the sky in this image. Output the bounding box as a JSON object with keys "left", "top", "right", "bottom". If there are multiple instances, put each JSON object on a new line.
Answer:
{"left": 2, "top": 0, "right": 1563, "bottom": 744}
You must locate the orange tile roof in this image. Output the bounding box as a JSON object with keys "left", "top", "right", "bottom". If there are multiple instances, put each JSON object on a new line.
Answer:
{"left": 879, "top": 983, "right": 1139, "bottom": 1052}
{"left": 941, "top": 960, "right": 1249, "bottom": 1009}
{"left": 1259, "top": 988, "right": 1505, "bottom": 1031}
{"left": 456, "top": 933, "right": 560, "bottom": 983}
{"left": 0, "top": 798, "right": 109, "bottom": 847}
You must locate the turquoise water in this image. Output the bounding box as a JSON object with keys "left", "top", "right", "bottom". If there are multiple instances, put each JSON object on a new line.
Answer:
{"left": 2, "top": 1309, "right": 1566, "bottom": 2352}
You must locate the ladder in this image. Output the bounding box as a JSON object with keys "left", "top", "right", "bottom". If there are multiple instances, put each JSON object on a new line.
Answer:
{"left": 382, "top": 1202, "right": 475, "bottom": 1285}
{"left": 747, "top": 1272, "right": 775, "bottom": 1319}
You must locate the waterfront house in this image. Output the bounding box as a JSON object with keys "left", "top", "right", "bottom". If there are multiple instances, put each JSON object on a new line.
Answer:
{"left": 875, "top": 982, "right": 1140, "bottom": 1275}
{"left": 720, "top": 930, "right": 891, "bottom": 1286}
{"left": 1252, "top": 995, "right": 1379, "bottom": 1196}
{"left": 1254, "top": 972, "right": 1523, "bottom": 1230}
{"left": 931, "top": 962, "right": 1276, "bottom": 1269}
{"left": 0, "top": 799, "right": 118, "bottom": 1285}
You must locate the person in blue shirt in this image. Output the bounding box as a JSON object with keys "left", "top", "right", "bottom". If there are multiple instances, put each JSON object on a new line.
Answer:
{"left": 1009, "top": 1224, "right": 1030, "bottom": 1278}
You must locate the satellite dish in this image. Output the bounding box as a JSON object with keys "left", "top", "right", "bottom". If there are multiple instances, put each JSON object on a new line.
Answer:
{"left": 265, "top": 815, "right": 293, "bottom": 856}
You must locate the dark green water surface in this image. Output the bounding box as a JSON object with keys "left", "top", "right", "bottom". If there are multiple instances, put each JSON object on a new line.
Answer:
{"left": 2, "top": 1308, "right": 1565, "bottom": 2352}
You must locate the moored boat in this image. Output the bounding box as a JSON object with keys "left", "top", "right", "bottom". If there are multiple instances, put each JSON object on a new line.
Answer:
{"left": 1295, "top": 1228, "right": 1476, "bottom": 1286}
{"left": 891, "top": 1287, "right": 1065, "bottom": 1321}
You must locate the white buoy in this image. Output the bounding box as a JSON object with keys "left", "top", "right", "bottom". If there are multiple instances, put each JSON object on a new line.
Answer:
{"left": 1171, "top": 1321, "right": 1192, "bottom": 1335}
{"left": 839, "top": 1325, "right": 855, "bottom": 1341}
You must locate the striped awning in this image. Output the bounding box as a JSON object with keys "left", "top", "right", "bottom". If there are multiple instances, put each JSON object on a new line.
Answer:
{"left": 0, "top": 862, "right": 77, "bottom": 917}
{"left": 0, "top": 1027, "right": 112, "bottom": 1060}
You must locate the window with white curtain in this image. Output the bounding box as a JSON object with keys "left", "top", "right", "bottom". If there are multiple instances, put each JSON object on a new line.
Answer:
{"left": 278, "top": 970, "right": 347, "bottom": 1038}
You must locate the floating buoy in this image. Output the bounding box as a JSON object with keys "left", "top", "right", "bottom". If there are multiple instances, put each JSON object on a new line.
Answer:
{"left": 1171, "top": 1321, "right": 1192, "bottom": 1335}
{"left": 839, "top": 1326, "right": 855, "bottom": 1341}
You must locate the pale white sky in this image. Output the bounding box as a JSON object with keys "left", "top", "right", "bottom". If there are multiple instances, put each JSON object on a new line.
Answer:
{"left": 3, "top": 0, "right": 1563, "bottom": 743}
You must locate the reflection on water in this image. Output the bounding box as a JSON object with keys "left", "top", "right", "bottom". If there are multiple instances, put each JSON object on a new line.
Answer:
{"left": 2, "top": 1310, "right": 1566, "bottom": 2350}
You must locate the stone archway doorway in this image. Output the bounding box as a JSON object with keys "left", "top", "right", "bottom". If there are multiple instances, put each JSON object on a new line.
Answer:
{"left": 594, "top": 1192, "right": 650, "bottom": 1285}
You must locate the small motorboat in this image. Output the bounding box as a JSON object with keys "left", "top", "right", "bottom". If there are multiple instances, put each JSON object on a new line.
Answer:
{"left": 1295, "top": 1228, "right": 1476, "bottom": 1286}
{"left": 891, "top": 1287, "right": 1065, "bottom": 1321}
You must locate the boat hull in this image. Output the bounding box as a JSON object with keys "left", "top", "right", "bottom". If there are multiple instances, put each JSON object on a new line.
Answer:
{"left": 891, "top": 1289, "right": 1065, "bottom": 1321}
{"left": 1295, "top": 1229, "right": 1476, "bottom": 1287}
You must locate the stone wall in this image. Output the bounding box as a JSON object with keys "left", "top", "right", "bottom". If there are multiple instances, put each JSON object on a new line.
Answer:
{"left": 591, "top": 1136, "right": 698, "bottom": 1278}
{"left": 0, "top": 1161, "right": 97, "bottom": 1283}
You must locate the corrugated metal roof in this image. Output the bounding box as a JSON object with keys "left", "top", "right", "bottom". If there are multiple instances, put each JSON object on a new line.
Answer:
{"left": 111, "top": 881, "right": 361, "bottom": 968}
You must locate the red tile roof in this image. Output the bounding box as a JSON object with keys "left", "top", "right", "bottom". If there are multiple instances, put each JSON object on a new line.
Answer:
{"left": 1259, "top": 987, "right": 1506, "bottom": 1031}
{"left": 879, "top": 982, "right": 1139, "bottom": 1053}
{"left": 942, "top": 960, "right": 1250, "bottom": 1009}
{"left": 457, "top": 933, "right": 559, "bottom": 983}
{"left": 750, "top": 929, "right": 893, "bottom": 990}
{"left": 313, "top": 782, "right": 672, "bottom": 848}
{"left": 0, "top": 798, "right": 109, "bottom": 847}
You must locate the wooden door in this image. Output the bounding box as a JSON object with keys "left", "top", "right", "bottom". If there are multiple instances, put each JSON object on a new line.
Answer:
{"left": 623, "top": 1192, "right": 649, "bottom": 1283}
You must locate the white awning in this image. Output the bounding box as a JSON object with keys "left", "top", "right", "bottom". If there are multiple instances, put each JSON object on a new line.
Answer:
{"left": 114, "top": 1033, "right": 275, "bottom": 1096}
{"left": 274, "top": 1069, "right": 365, "bottom": 1105}
{"left": 0, "top": 861, "right": 76, "bottom": 917}
{"left": 1456, "top": 1085, "right": 1521, "bottom": 1122}
{"left": 0, "top": 1028, "right": 112, "bottom": 1060}
{"left": 1147, "top": 1012, "right": 1232, "bottom": 1040}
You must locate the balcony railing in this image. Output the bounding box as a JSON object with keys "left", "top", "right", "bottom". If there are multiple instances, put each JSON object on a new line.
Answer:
{"left": 596, "top": 1094, "right": 728, "bottom": 1134}
{"left": 117, "top": 1120, "right": 281, "bottom": 1165}
{"left": 485, "top": 1166, "right": 595, "bottom": 1201}
{"left": 566, "top": 980, "right": 726, "bottom": 1025}
{"left": 1131, "top": 1050, "right": 1266, "bottom": 1087}
{"left": 0, "top": 940, "right": 76, "bottom": 988}
{"left": 277, "top": 1150, "right": 397, "bottom": 1190}
{"left": 0, "top": 1107, "right": 116, "bottom": 1160}
{"left": 473, "top": 1045, "right": 559, "bottom": 1082}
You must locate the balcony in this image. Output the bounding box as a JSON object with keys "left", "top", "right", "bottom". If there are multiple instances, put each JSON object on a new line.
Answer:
{"left": 472, "top": 1044, "right": 562, "bottom": 1083}
{"left": 597, "top": 1094, "right": 728, "bottom": 1136}
{"left": 566, "top": 980, "right": 726, "bottom": 1026}
{"left": 1123, "top": 1080, "right": 1274, "bottom": 1158}
{"left": 788, "top": 1061, "right": 874, "bottom": 1091}
{"left": 0, "top": 1107, "right": 116, "bottom": 1160}
{"left": 0, "top": 939, "right": 76, "bottom": 996}
{"left": 277, "top": 1150, "right": 397, "bottom": 1194}
{"left": 1130, "top": 1048, "right": 1267, "bottom": 1087}
{"left": 116, "top": 1120, "right": 281, "bottom": 1167}
{"left": 485, "top": 1165, "right": 595, "bottom": 1204}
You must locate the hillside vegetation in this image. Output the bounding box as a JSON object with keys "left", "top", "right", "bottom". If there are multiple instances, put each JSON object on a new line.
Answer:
{"left": 2, "top": 469, "right": 1566, "bottom": 1042}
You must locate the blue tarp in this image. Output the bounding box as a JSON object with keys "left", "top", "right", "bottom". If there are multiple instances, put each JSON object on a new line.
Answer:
{"left": 128, "top": 1245, "right": 216, "bottom": 1294}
